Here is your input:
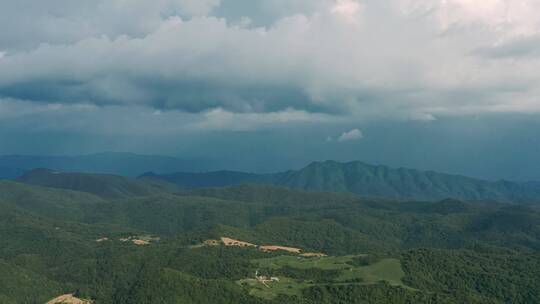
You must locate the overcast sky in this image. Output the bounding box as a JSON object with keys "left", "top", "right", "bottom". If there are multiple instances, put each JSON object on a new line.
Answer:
{"left": 1, "top": 0, "right": 539, "bottom": 180}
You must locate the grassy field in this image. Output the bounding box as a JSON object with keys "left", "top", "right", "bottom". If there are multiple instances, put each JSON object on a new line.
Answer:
{"left": 237, "top": 277, "right": 310, "bottom": 300}
{"left": 240, "top": 254, "right": 406, "bottom": 299}
{"left": 337, "top": 258, "right": 404, "bottom": 285}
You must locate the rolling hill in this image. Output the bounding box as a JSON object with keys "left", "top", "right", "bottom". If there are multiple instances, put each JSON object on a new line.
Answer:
{"left": 144, "top": 160, "right": 540, "bottom": 204}
{"left": 140, "top": 170, "right": 274, "bottom": 188}
{"left": 0, "top": 180, "right": 538, "bottom": 303}
{"left": 17, "top": 168, "right": 177, "bottom": 199}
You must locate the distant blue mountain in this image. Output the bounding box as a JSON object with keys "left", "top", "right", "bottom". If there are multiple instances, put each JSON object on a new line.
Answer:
{"left": 0, "top": 166, "right": 25, "bottom": 180}
{"left": 0, "top": 152, "right": 216, "bottom": 177}
{"left": 4, "top": 152, "right": 540, "bottom": 204}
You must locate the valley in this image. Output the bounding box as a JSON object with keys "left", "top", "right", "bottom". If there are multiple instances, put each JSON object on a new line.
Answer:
{"left": 0, "top": 170, "right": 538, "bottom": 303}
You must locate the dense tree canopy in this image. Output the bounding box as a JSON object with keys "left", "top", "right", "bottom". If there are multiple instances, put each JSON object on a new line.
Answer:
{"left": 0, "top": 182, "right": 538, "bottom": 303}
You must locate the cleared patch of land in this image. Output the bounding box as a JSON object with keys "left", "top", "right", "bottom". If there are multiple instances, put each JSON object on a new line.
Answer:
{"left": 238, "top": 277, "right": 310, "bottom": 300}
{"left": 118, "top": 235, "right": 160, "bottom": 246}
{"left": 194, "top": 237, "right": 326, "bottom": 257}
{"left": 239, "top": 254, "right": 406, "bottom": 299}
{"left": 189, "top": 239, "right": 221, "bottom": 249}
{"left": 203, "top": 239, "right": 221, "bottom": 246}
{"left": 221, "top": 237, "right": 257, "bottom": 248}
{"left": 337, "top": 258, "right": 405, "bottom": 285}
{"left": 46, "top": 294, "right": 92, "bottom": 304}
{"left": 259, "top": 245, "right": 301, "bottom": 253}
{"left": 132, "top": 239, "right": 150, "bottom": 245}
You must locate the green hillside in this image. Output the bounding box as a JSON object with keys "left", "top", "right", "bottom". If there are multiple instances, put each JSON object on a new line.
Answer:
{"left": 0, "top": 181, "right": 538, "bottom": 303}
{"left": 0, "top": 180, "right": 105, "bottom": 221}
{"left": 141, "top": 170, "right": 273, "bottom": 189}
{"left": 17, "top": 168, "right": 177, "bottom": 199}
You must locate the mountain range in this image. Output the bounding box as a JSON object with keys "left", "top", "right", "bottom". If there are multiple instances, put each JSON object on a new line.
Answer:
{"left": 0, "top": 152, "right": 216, "bottom": 177}
{"left": 3, "top": 152, "right": 540, "bottom": 204}
{"left": 143, "top": 160, "right": 540, "bottom": 204}
{"left": 1, "top": 163, "right": 539, "bottom": 303}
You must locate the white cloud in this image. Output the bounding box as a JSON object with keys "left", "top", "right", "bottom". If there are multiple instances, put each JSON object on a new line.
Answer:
{"left": 331, "top": 0, "right": 364, "bottom": 24}
{"left": 400, "top": 0, "right": 540, "bottom": 36}
{"left": 0, "top": 0, "right": 540, "bottom": 123}
{"left": 190, "top": 107, "right": 336, "bottom": 131}
{"left": 338, "top": 129, "right": 363, "bottom": 142}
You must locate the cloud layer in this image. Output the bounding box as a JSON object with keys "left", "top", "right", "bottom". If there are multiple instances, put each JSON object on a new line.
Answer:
{"left": 0, "top": 0, "right": 539, "bottom": 130}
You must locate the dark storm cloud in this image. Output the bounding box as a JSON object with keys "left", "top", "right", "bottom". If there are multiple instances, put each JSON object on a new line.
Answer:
{"left": 0, "top": 78, "right": 322, "bottom": 113}
{"left": 1, "top": 0, "right": 540, "bottom": 119}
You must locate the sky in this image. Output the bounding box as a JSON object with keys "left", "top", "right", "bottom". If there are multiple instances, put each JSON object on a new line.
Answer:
{"left": 0, "top": 0, "right": 539, "bottom": 180}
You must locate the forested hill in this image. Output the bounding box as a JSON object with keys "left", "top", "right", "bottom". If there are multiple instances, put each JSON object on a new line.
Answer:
{"left": 144, "top": 160, "right": 540, "bottom": 204}
{"left": 139, "top": 170, "right": 275, "bottom": 188}
{"left": 0, "top": 182, "right": 539, "bottom": 303}
{"left": 274, "top": 161, "right": 540, "bottom": 203}
{"left": 17, "top": 168, "right": 177, "bottom": 199}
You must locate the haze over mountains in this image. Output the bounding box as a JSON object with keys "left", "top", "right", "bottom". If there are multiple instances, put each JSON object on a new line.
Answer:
{"left": 0, "top": 152, "right": 216, "bottom": 178}
{"left": 2, "top": 157, "right": 540, "bottom": 303}
{"left": 4, "top": 152, "right": 540, "bottom": 204}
